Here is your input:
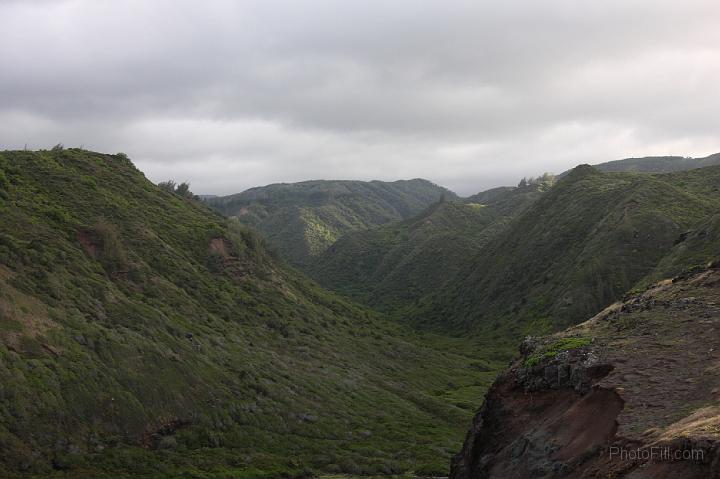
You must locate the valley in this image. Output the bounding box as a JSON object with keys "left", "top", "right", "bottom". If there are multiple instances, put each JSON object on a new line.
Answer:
{"left": 1, "top": 149, "right": 719, "bottom": 478}
{"left": 0, "top": 150, "right": 492, "bottom": 478}
{"left": 3, "top": 1, "right": 717, "bottom": 477}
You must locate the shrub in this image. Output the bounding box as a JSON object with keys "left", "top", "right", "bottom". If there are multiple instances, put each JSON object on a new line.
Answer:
{"left": 44, "top": 206, "right": 70, "bottom": 224}
{"left": 158, "top": 180, "right": 177, "bottom": 193}
{"left": 175, "top": 182, "right": 194, "bottom": 199}
{"left": 415, "top": 462, "right": 449, "bottom": 477}
{"left": 524, "top": 336, "right": 591, "bottom": 367}
{"left": 227, "top": 219, "right": 268, "bottom": 265}
{"left": 206, "top": 251, "right": 225, "bottom": 274}
{"left": 80, "top": 175, "right": 97, "bottom": 189}
{"left": 158, "top": 180, "right": 196, "bottom": 199}
{"left": 94, "top": 220, "right": 128, "bottom": 273}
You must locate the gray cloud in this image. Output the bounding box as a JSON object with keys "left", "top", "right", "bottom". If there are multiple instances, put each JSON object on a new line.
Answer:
{"left": 1, "top": 0, "right": 719, "bottom": 195}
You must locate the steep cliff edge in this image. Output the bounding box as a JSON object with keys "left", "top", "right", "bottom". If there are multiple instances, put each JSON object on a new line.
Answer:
{"left": 452, "top": 266, "right": 720, "bottom": 478}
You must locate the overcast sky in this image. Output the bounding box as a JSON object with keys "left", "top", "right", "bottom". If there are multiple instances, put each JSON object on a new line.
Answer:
{"left": 1, "top": 0, "right": 719, "bottom": 195}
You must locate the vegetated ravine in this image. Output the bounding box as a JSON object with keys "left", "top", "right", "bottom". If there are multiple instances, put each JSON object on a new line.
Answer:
{"left": 1, "top": 148, "right": 720, "bottom": 478}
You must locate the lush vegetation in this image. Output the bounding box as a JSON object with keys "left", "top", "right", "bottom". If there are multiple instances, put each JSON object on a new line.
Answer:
{"left": 401, "top": 164, "right": 720, "bottom": 338}
{"left": 3, "top": 148, "right": 720, "bottom": 478}
{"left": 642, "top": 212, "right": 720, "bottom": 284}
{"left": 0, "top": 150, "right": 496, "bottom": 478}
{"left": 205, "top": 179, "right": 457, "bottom": 269}
{"left": 560, "top": 152, "right": 720, "bottom": 176}
{"left": 308, "top": 162, "right": 720, "bottom": 342}
{"left": 523, "top": 337, "right": 591, "bottom": 367}
{"left": 157, "top": 180, "right": 196, "bottom": 200}
{"left": 630, "top": 161, "right": 720, "bottom": 284}
{"left": 308, "top": 184, "right": 544, "bottom": 312}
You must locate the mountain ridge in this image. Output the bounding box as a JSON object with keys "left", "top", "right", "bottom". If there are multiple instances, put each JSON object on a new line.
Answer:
{"left": 558, "top": 152, "right": 720, "bottom": 177}
{"left": 308, "top": 183, "right": 546, "bottom": 312}
{"left": 405, "top": 164, "right": 720, "bottom": 337}
{"left": 206, "top": 178, "right": 457, "bottom": 269}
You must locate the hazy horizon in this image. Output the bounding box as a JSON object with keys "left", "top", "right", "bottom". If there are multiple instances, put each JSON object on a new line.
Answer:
{"left": 140, "top": 148, "right": 720, "bottom": 197}
{"left": 2, "top": 0, "right": 719, "bottom": 195}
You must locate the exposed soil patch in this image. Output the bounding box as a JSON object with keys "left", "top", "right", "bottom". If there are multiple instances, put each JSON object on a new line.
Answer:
{"left": 208, "top": 237, "right": 232, "bottom": 259}
{"left": 207, "top": 237, "right": 252, "bottom": 279}
{"left": 77, "top": 228, "right": 101, "bottom": 258}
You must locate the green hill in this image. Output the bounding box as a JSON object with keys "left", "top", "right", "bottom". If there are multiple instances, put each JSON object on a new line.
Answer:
{"left": 558, "top": 152, "right": 720, "bottom": 176}
{"left": 642, "top": 212, "right": 720, "bottom": 284}
{"left": 205, "top": 179, "right": 456, "bottom": 269}
{"left": 0, "top": 150, "right": 495, "bottom": 478}
{"left": 408, "top": 165, "right": 720, "bottom": 338}
{"left": 308, "top": 184, "right": 544, "bottom": 311}
{"left": 463, "top": 186, "right": 516, "bottom": 204}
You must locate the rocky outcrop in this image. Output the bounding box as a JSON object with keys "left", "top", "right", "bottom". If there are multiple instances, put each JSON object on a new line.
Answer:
{"left": 452, "top": 267, "right": 720, "bottom": 478}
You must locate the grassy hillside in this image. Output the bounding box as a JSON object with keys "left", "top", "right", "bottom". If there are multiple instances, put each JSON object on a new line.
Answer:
{"left": 0, "top": 150, "right": 496, "bottom": 478}
{"left": 205, "top": 179, "right": 457, "bottom": 269}
{"left": 463, "top": 186, "right": 515, "bottom": 204}
{"left": 408, "top": 165, "right": 720, "bottom": 338}
{"left": 308, "top": 185, "right": 544, "bottom": 311}
{"left": 559, "top": 152, "right": 720, "bottom": 176}
{"left": 642, "top": 213, "right": 720, "bottom": 284}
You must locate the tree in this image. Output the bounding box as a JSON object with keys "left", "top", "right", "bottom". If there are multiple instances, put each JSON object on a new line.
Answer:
{"left": 175, "top": 182, "right": 194, "bottom": 199}
{"left": 158, "top": 180, "right": 196, "bottom": 200}
{"left": 518, "top": 173, "right": 555, "bottom": 190}
{"left": 158, "top": 180, "right": 177, "bottom": 193}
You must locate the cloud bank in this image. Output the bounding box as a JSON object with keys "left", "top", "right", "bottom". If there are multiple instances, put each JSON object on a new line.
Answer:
{"left": 1, "top": 0, "right": 719, "bottom": 195}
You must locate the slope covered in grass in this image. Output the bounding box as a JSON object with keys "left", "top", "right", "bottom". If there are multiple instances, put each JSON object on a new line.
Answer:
{"left": 308, "top": 184, "right": 544, "bottom": 311}
{"left": 408, "top": 165, "right": 720, "bottom": 337}
{"left": 205, "top": 179, "right": 456, "bottom": 269}
{"left": 0, "top": 149, "right": 495, "bottom": 478}
{"left": 558, "top": 152, "right": 720, "bottom": 176}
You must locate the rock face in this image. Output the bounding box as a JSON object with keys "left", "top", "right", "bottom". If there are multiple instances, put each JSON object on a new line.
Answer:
{"left": 452, "top": 267, "right": 720, "bottom": 478}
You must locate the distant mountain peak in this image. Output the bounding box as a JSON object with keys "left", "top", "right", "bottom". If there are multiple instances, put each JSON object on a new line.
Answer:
{"left": 562, "top": 163, "right": 600, "bottom": 180}
{"left": 205, "top": 178, "right": 457, "bottom": 267}
{"left": 559, "top": 152, "right": 720, "bottom": 177}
